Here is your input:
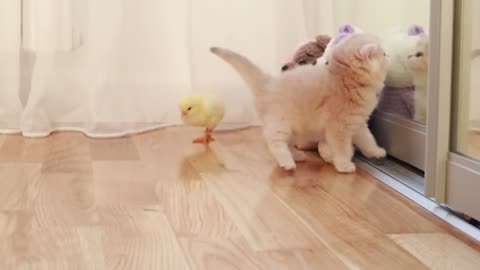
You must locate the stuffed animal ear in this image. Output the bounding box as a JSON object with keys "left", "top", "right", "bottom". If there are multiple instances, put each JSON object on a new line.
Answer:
{"left": 332, "top": 33, "right": 350, "bottom": 46}
{"left": 338, "top": 24, "right": 355, "bottom": 34}
{"left": 356, "top": 43, "right": 377, "bottom": 60}
{"left": 408, "top": 25, "right": 425, "bottom": 37}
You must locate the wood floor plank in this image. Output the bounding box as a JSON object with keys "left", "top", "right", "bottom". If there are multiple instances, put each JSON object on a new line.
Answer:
{"left": 188, "top": 144, "right": 320, "bottom": 251}
{"left": 90, "top": 136, "right": 140, "bottom": 161}
{"left": 0, "top": 164, "right": 41, "bottom": 211}
{"left": 390, "top": 233, "right": 480, "bottom": 270}
{"left": 161, "top": 179, "right": 240, "bottom": 239}
{"left": 213, "top": 130, "right": 429, "bottom": 268}
{"left": 92, "top": 161, "right": 159, "bottom": 206}
{"left": 99, "top": 206, "right": 189, "bottom": 270}
{"left": 0, "top": 135, "right": 26, "bottom": 162}
{"left": 222, "top": 131, "right": 443, "bottom": 233}
{"left": 270, "top": 173, "right": 429, "bottom": 269}
{"left": 294, "top": 165, "right": 443, "bottom": 234}
{"left": 0, "top": 210, "right": 103, "bottom": 270}
{"left": 134, "top": 128, "right": 240, "bottom": 239}
{"left": 40, "top": 132, "right": 92, "bottom": 174}
{"left": 28, "top": 172, "right": 98, "bottom": 229}
{"left": 0, "top": 136, "right": 53, "bottom": 163}
{"left": 179, "top": 237, "right": 348, "bottom": 270}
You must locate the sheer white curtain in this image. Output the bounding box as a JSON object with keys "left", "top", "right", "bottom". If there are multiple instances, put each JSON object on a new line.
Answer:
{"left": 0, "top": 0, "right": 23, "bottom": 133}
{"left": 0, "top": 0, "right": 429, "bottom": 137}
{"left": 0, "top": 0, "right": 320, "bottom": 137}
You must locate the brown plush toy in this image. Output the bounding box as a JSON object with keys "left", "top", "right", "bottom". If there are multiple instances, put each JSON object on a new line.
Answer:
{"left": 281, "top": 35, "right": 331, "bottom": 72}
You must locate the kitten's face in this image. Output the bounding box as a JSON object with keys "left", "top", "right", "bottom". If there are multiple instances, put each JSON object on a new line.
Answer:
{"left": 331, "top": 33, "right": 389, "bottom": 85}
{"left": 407, "top": 38, "right": 428, "bottom": 72}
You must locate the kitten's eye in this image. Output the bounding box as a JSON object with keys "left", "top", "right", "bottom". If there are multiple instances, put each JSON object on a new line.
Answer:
{"left": 306, "top": 52, "right": 314, "bottom": 57}
{"left": 415, "top": 52, "right": 424, "bottom": 57}
{"left": 298, "top": 60, "right": 307, "bottom": 65}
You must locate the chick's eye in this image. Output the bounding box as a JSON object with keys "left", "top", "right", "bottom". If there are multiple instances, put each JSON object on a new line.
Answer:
{"left": 187, "top": 107, "right": 192, "bottom": 111}
{"left": 416, "top": 51, "right": 424, "bottom": 57}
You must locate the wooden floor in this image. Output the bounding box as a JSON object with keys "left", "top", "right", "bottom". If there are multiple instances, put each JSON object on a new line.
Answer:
{"left": 1, "top": 127, "right": 480, "bottom": 270}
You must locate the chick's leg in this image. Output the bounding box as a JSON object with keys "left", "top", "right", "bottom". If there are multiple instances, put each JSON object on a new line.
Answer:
{"left": 206, "top": 128, "right": 215, "bottom": 142}
{"left": 192, "top": 128, "right": 213, "bottom": 144}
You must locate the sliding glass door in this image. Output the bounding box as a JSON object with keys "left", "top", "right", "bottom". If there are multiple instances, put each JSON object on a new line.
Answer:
{"left": 441, "top": 0, "right": 480, "bottom": 221}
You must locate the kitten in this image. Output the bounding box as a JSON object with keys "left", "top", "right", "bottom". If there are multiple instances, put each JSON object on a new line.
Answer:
{"left": 407, "top": 37, "right": 429, "bottom": 124}
{"left": 211, "top": 33, "right": 388, "bottom": 173}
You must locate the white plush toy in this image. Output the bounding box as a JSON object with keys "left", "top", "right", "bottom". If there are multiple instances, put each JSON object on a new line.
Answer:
{"left": 407, "top": 33, "right": 429, "bottom": 124}
{"left": 377, "top": 25, "right": 426, "bottom": 120}
{"left": 316, "top": 23, "right": 364, "bottom": 65}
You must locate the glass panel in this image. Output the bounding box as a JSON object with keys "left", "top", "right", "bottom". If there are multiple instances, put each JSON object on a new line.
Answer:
{"left": 331, "top": 0, "right": 431, "bottom": 171}
{"left": 371, "top": 1, "right": 430, "bottom": 125}
{"left": 326, "top": 1, "right": 430, "bottom": 126}
{"left": 452, "top": 0, "right": 480, "bottom": 161}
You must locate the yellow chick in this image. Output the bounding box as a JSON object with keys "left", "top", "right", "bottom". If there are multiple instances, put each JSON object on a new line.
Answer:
{"left": 179, "top": 94, "right": 225, "bottom": 144}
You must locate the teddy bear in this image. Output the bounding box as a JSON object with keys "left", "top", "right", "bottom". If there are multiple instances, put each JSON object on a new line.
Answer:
{"left": 281, "top": 24, "right": 364, "bottom": 72}
{"left": 376, "top": 25, "right": 426, "bottom": 120}
{"left": 281, "top": 35, "right": 331, "bottom": 72}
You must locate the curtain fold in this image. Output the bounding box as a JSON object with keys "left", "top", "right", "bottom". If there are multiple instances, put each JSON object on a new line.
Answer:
{"left": 0, "top": 0, "right": 23, "bottom": 133}
{"left": 22, "top": 0, "right": 85, "bottom": 52}
{"left": 14, "top": 0, "right": 315, "bottom": 137}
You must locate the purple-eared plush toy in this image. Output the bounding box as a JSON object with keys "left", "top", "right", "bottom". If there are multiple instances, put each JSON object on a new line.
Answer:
{"left": 377, "top": 24, "right": 426, "bottom": 119}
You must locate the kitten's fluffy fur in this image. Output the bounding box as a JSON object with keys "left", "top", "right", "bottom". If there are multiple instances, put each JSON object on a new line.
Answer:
{"left": 211, "top": 33, "right": 389, "bottom": 173}
{"left": 407, "top": 37, "right": 429, "bottom": 124}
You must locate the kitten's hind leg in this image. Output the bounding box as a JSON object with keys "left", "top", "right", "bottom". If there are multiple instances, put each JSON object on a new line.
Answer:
{"left": 326, "top": 126, "right": 356, "bottom": 173}
{"left": 353, "top": 124, "right": 386, "bottom": 159}
{"left": 263, "top": 127, "right": 296, "bottom": 171}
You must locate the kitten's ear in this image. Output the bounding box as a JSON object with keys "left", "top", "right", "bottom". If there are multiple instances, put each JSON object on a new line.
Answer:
{"left": 356, "top": 43, "right": 377, "bottom": 61}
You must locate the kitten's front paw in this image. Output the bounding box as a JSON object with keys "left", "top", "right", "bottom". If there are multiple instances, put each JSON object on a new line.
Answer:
{"left": 334, "top": 161, "right": 356, "bottom": 173}
{"left": 364, "top": 147, "right": 387, "bottom": 159}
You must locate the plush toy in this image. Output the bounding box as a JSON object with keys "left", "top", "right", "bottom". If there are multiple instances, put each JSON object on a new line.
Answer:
{"left": 407, "top": 31, "right": 429, "bottom": 124}
{"left": 316, "top": 23, "right": 363, "bottom": 65}
{"left": 281, "top": 35, "right": 331, "bottom": 72}
{"left": 377, "top": 25, "right": 426, "bottom": 119}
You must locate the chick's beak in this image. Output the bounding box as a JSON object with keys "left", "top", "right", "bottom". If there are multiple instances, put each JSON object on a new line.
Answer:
{"left": 181, "top": 111, "right": 187, "bottom": 117}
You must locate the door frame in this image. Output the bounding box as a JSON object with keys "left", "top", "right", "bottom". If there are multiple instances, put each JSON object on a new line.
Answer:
{"left": 423, "top": 0, "right": 454, "bottom": 202}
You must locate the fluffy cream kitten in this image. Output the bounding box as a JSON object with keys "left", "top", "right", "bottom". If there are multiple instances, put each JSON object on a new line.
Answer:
{"left": 211, "top": 33, "right": 389, "bottom": 173}
{"left": 407, "top": 37, "right": 429, "bottom": 124}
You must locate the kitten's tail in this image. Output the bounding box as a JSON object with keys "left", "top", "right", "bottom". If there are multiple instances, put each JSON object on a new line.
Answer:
{"left": 210, "top": 47, "right": 271, "bottom": 95}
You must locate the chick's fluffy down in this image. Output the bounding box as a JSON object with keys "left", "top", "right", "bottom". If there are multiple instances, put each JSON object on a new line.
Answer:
{"left": 180, "top": 94, "right": 225, "bottom": 130}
